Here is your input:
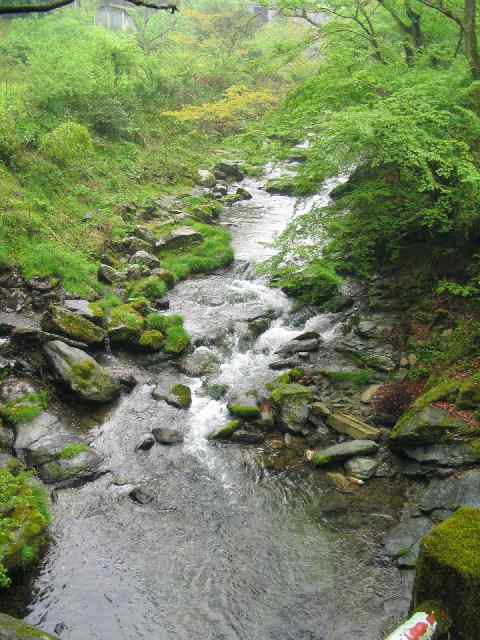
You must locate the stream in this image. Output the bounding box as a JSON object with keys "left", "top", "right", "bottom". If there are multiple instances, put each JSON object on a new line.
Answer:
{"left": 3, "top": 165, "right": 413, "bottom": 639}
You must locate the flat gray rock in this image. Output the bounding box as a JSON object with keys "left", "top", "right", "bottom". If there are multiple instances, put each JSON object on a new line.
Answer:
{"left": 152, "top": 428, "right": 184, "bottom": 445}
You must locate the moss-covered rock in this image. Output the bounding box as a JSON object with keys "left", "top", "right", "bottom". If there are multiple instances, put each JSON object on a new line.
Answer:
{"left": 412, "top": 507, "right": 480, "bottom": 639}
{"left": 228, "top": 393, "right": 261, "bottom": 420}
{"left": 457, "top": 373, "right": 480, "bottom": 409}
{"left": 0, "top": 393, "right": 48, "bottom": 427}
{"left": 150, "top": 267, "right": 176, "bottom": 289}
{"left": 209, "top": 420, "right": 242, "bottom": 441}
{"left": 128, "top": 276, "right": 168, "bottom": 301}
{"left": 138, "top": 330, "right": 165, "bottom": 352}
{"left": 107, "top": 303, "right": 145, "bottom": 345}
{"left": 0, "top": 469, "right": 50, "bottom": 590}
{"left": 390, "top": 406, "right": 470, "bottom": 447}
{"left": 170, "top": 384, "right": 192, "bottom": 409}
{"left": 0, "top": 612, "right": 59, "bottom": 639}
{"left": 44, "top": 341, "right": 120, "bottom": 403}
{"left": 41, "top": 305, "right": 106, "bottom": 345}
{"left": 270, "top": 383, "right": 314, "bottom": 433}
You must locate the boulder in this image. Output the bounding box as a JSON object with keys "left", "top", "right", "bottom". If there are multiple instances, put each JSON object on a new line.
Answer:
{"left": 98, "top": 264, "right": 122, "bottom": 284}
{"left": 227, "top": 393, "right": 260, "bottom": 420}
{"left": 179, "top": 347, "right": 220, "bottom": 377}
{"left": 384, "top": 516, "right": 432, "bottom": 568}
{"left": 412, "top": 508, "right": 480, "bottom": 638}
{"left": 196, "top": 169, "right": 216, "bottom": 188}
{"left": 0, "top": 613, "right": 59, "bottom": 640}
{"left": 335, "top": 338, "right": 396, "bottom": 372}
{"left": 209, "top": 420, "right": 242, "bottom": 441}
{"left": 214, "top": 161, "right": 245, "bottom": 181}
{"left": 152, "top": 384, "right": 192, "bottom": 409}
{"left": 134, "top": 225, "right": 157, "bottom": 245}
{"left": 63, "top": 299, "right": 97, "bottom": 321}
{"left": 402, "top": 442, "right": 480, "bottom": 467}
{"left": 345, "top": 456, "right": 379, "bottom": 480}
{"left": 152, "top": 428, "right": 184, "bottom": 445}
{"left": 418, "top": 470, "right": 480, "bottom": 514}
{"left": 310, "top": 440, "right": 379, "bottom": 466}
{"left": 41, "top": 306, "right": 106, "bottom": 345}
{"left": 275, "top": 338, "right": 320, "bottom": 356}
{"left": 44, "top": 341, "right": 120, "bottom": 403}
{"left": 155, "top": 228, "right": 203, "bottom": 252}
{"left": 235, "top": 187, "right": 252, "bottom": 200}
{"left": 14, "top": 412, "right": 63, "bottom": 452}
{"left": 135, "top": 434, "right": 156, "bottom": 452}
{"left": 129, "top": 251, "right": 160, "bottom": 269}
{"left": 327, "top": 413, "right": 381, "bottom": 441}
{"left": 390, "top": 406, "right": 471, "bottom": 448}
{"left": 37, "top": 447, "right": 104, "bottom": 485}
{"left": 271, "top": 383, "right": 314, "bottom": 433}
{"left": 129, "top": 487, "right": 154, "bottom": 505}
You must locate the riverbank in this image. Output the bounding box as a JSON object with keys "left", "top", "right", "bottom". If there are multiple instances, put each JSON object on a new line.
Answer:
{"left": 0, "top": 156, "right": 476, "bottom": 639}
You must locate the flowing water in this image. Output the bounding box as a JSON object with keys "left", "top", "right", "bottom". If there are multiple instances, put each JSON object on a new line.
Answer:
{"left": 3, "top": 165, "right": 413, "bottom": 639}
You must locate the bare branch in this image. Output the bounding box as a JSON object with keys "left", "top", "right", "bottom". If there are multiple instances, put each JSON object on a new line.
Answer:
{"left": 0, "top": 0, "right": 179, "bottom": 14}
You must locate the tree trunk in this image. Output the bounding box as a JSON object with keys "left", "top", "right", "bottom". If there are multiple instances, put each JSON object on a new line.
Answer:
{"left": 465, "top": 0, "right": 480, "bottom": 79}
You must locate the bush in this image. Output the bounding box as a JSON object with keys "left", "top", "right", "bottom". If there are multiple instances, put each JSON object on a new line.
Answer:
{"left": 374, "top": 382, "right": 424, "bottom": 421}
{"left": 269, "top": 260, "right": 342, "bottom": 306}
{"left": 40, "top": 121, "right": 93, "bottom": 167}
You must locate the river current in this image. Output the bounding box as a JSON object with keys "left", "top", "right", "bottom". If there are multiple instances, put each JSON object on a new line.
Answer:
{"left": 3, "top": 165, "right": 412, "bottom": 639}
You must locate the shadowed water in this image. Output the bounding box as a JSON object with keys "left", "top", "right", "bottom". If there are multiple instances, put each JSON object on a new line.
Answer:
{"left": 2, "top": 165, "right": 412, "bottom": 640}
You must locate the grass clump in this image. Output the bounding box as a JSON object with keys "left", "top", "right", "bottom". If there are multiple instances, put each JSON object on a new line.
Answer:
{"left": 160, "top": 223, "right": 234, "bottom": 281}
{"left": 145, "top": 314, "right": 190, "bottom": 355}
{"left": 0, "top": 392, "right": 48, "bottom": 426}
{"left": 58, "top": 443, "right": 90, "bottom": 460}
{"left": 138, "top": 330, "right": 165, "bottom": 351}
{"left": 128, "top": 276, "right": 168, "bottom": 302}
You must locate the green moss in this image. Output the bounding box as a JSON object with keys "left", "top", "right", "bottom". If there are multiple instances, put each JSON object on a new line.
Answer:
{"left": 108, "top": 303, "right": 145, "bottom": 343}
{"left": 228, "top": 404, "right": 261, "bottom": 419}
{"left": 42, "top": 305, "right": 106, "bottom": 344}
{"left": 128, "top": 276, "right": 168, "bottom": 301}
{"left": 422, "top": 508, "right": 480, "bottom": 577}
{"left": 311, "top": 454, "right": 332, "bottom": 466}
{"left": 413, "top": 378, "right": 461, "bottom": 410}
{"left": 457, "top": 372, "right": 480, "bottom": 409}
{"left": 58, "top": 443, "right": 90, "bottom": 460}
{"left": 270, "top": 383, "right": 313, "bottom": 405}
{"left": 164, "top": 325, "right": 190, "bottom": 355}
{"left": 0, "top": 469, "right": 50, "bottom": 589}
{"left": 0, "top": 392, "right": 48, "bottom": 426}
{"left": 138, "top": 330, "right": 165, "bottom": 351}
{"left": 170, "top": 384, "right": 192, "bottom": 408}
{"left": 211, "top": 420, "right": 242, "bottom": 440}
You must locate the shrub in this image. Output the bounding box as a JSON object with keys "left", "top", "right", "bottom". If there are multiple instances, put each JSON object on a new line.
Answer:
{"left": 40, "top": 121, "right": 93, "bottom": 167}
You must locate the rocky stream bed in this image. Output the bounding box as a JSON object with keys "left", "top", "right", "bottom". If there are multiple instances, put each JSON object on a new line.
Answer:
{"left": 0, "top": 160, "right": 478, "bottom": 639}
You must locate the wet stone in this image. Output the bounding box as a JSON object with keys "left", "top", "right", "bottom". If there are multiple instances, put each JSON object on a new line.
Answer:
{"left": 129, "top": 487, "right": 154, "bottom": 505}
{"left": 135, "top": 434, "right": 156, "bottom": 452}
{"left": 152, "top": 428, "right": 184, "bottom": 445}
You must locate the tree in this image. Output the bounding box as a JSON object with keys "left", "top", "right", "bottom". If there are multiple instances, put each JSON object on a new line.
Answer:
{"left": 0, "top": 0, "right": 179, "bottom": 14}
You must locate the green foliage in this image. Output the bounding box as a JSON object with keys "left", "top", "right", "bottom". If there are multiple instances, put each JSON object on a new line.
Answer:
{"left": 128, "top": 276, "right": 168, "bottom": 301}
{"left": 324, "top": 370, "right": 372, "bottom": 386}
{"left": 164, "top": 325, "right": 190, "bottom": 355}
{"left": 160, "top": 223, "right": 234, "bottom": 280}
{"left": 261, "top": 258, "right": 342, "bottom": 306}
{"left": 0, "top": 392, "right": 48, "bottom": 426}
{"left": 58, "top": 443, "right": 90, "bottom": 460}
{"left": 0, "top": 469, "right": 50, "bottom": 589}
{"left": 40, "top": 122, "right": 93, "bottom": 167}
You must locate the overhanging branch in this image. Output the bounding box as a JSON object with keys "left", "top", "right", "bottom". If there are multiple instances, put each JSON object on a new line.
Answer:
{"left": 0, "top": 0, "right": 179, "bottom": 14}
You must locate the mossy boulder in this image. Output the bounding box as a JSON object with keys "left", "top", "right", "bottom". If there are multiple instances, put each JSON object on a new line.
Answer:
{"left": 44, "top": 341, "right": 120, "bottom": 403}
{"left": 457, "top": 373, "right": 480, "bottom": 409}
{"left": 310, "top": 439, "right": 379, "bottom": 466}
{"left": 138, "top": 330, "right": 165, "bottom": 352}
{"left": 170, "top": 384, "right": 192, "bottom": 409}
{"left": 227, "top": 393, "right": 261, "bottom": 420}
{"left": 38, "top": 447, "right": 103, "bottom": 485}
{"left": 41, "top": 306, "right": 106, "bottom": 345}
{"left": 390, "top": 406, "right": 470, "bottom": 448}
{"left": 412, "top": 507, "right": 480, "bottom": 639}
{"left": 107, "top": 303, "right": 145, "bottom": 345}
{"left": 0, "top": 469, "right": 50, "bottom": 590}
{"left": 0, "top": 612, "right": 59, "bottom": 639}
{"left": 150, "top": 268, "right": 176, "bottom": 289}
{"left": 209, "top": 420, "right": 242, "bottom": 441}
{"left": 270, "top": 383, "right": 314, "bottom": 433}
